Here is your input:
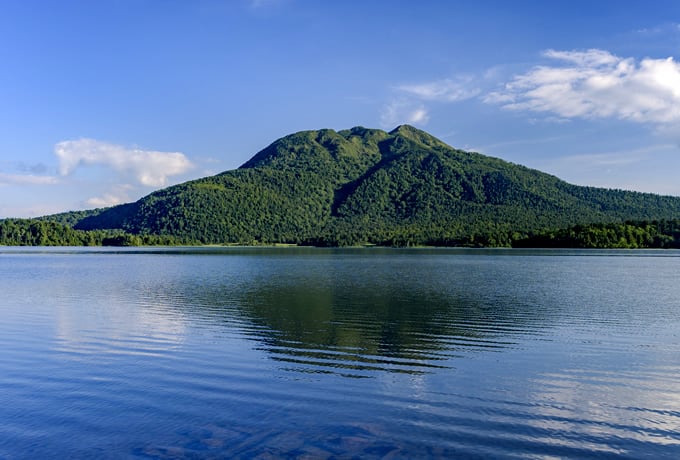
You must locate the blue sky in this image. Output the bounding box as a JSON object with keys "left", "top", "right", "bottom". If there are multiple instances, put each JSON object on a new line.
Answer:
{"left": 2, "top": 0, "right": 680, "bottom": 217}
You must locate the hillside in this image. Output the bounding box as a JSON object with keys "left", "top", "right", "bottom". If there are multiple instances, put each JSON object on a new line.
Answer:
{"left": 53, "top": 125, "right": 680, "bottom": 246}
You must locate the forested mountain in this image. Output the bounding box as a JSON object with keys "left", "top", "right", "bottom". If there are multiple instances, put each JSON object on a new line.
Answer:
{"left": 39, "top": 125, "right": 680, "bottom": 246}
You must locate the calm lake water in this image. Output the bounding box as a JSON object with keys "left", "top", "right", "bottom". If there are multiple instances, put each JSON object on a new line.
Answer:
{"left": 0, "top": 247, "right": 679, "bottom": 459}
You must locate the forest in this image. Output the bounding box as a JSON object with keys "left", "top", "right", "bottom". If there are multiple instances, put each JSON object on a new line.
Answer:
{"left": 0, "top": 219, "right": 192, "bottom": 246}
{"left": 513, "top": 220, "right": 680, "bottom": 249}
{"left": 3, "top": 217, "right": 680, "bottom": 249}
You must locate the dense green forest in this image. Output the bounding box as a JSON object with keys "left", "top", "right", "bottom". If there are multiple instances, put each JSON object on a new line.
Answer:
{"left": 0, "top": 219, "right": 192, "bottom": 246}
{"left": 4, "top": 125, "right": 680, "bottom": 248}
{"left": 3, "top": 217, "right": 680, "bottom": 248}
{"left": 514, "top": 220, "right": 680, "bottom": 249}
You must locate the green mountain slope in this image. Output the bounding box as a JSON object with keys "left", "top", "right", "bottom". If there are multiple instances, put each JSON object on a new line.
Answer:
{"left": 66, "top": 125, "right": 680, "bottom": 246}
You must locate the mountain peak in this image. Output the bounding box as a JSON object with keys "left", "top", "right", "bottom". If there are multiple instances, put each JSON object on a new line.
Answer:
{"left": 388, "top": 124, "right": 450, "bottom": 150}
{"left": 239, "top": 126, "right": 391, "bottom": 170}
{"left": 388, "top": 124, "right": 420, "bottom": 135}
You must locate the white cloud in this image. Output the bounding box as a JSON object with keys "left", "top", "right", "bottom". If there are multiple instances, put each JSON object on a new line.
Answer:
{"left": 635, "top": 22, "right": 680, "bottom": 36}
{"left": 0, "top": 172, "right": 58, "bottom": 186}
{"left": 380, "top": 76, "right": 480, "bottom": 127}
{"left": 543, "top": 48, "right": 620, "bottom": 67}
{"left": 55, "top": 139, "right": 193, "bottom": 187}
{"left": 380, "top": 100, "right": 430, "bottom": 128}
{"left": 84, "top": 184, "right": 134, "bottom": 208}
{"left": 407, "top": 107, "right": 429, "bottom": 124}
{"left": 486, "top": 49, "right": 680, "bottom": 126}
{"left": 557, "top": 146, "right": 666, "bottom": 167}
{"left": 397, "top": 78, "right": 480, "bottom": 102}
{"left": 85, "top": 194, "right": 126, "bottom": 208}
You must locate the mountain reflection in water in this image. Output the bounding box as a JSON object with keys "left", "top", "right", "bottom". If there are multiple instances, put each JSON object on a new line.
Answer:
{"left": 162, "top": 249, "right": 554, "bottom": 378}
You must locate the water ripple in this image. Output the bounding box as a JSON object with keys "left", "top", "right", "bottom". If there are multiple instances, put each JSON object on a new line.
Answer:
{"left": 2, "top": 248, "right": 680, "bottom": 458}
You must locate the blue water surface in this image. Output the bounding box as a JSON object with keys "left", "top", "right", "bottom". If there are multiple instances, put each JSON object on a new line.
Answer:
{"left": 0, "top": 247, "right": 679, "bottom": 459}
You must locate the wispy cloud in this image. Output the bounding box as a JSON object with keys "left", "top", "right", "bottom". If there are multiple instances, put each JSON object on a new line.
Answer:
{"left": 0, "top": 140, "right": 198, "bottom": 218}
{"left": 85, "top": 192, "right": 130, "bottom": 208}
{"left": 380, "top": 100, "right": 429, "bottom": 128}
{"left": 397, "top": 78, "right": 480, "bottom": 102}
{"left": 82, "top": 184, "right": 135, "bottom": 208}
{"left": 556, "top": 145, "right": 671, "bottom": 167}
{"left": 0, "top": 172, "right": 58, "bottom": 186}
{"left": 485, "top": 49, "right": 680, "bottom": 127}
{"left": 55, "top": 139, "right": 193, "bottom": 187}
{"left": 635, "top": 22, "right": 680, "bottom": 36}
{"left": 380, "top": 76, "right": 483, "bottom": 128}
{"left": 536, "top": 143, "right": 680, "bottom": 196}
{"left": 380, "top": 75, "right": 486, "bottom": 128}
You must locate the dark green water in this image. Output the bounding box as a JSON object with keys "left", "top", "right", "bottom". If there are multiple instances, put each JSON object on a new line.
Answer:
{"left": 0, "top": 247, "right": 679, "bottom": 458}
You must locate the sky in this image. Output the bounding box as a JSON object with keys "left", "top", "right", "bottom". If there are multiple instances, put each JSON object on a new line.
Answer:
{"left": 2, "top": 0, "right": 680, "bottom": 217}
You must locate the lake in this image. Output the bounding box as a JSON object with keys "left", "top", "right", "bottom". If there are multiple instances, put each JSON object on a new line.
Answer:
{"left": 0, "top": 247, "right": 679, "bottom": 459}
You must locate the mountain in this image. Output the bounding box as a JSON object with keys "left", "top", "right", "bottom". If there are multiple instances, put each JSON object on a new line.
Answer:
{"left": 58, "top": 125, "right": 680, "bottom": 246}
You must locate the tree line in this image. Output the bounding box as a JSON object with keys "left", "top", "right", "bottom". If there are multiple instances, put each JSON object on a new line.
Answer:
{"left": 513, "top": 220, "right": 680, "bottom": 249}
{"left": 0, "top": 219, "right": 192, "bottom": 246}
{"left": 4, "top": 217, "right": 680, "bottom": 249}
